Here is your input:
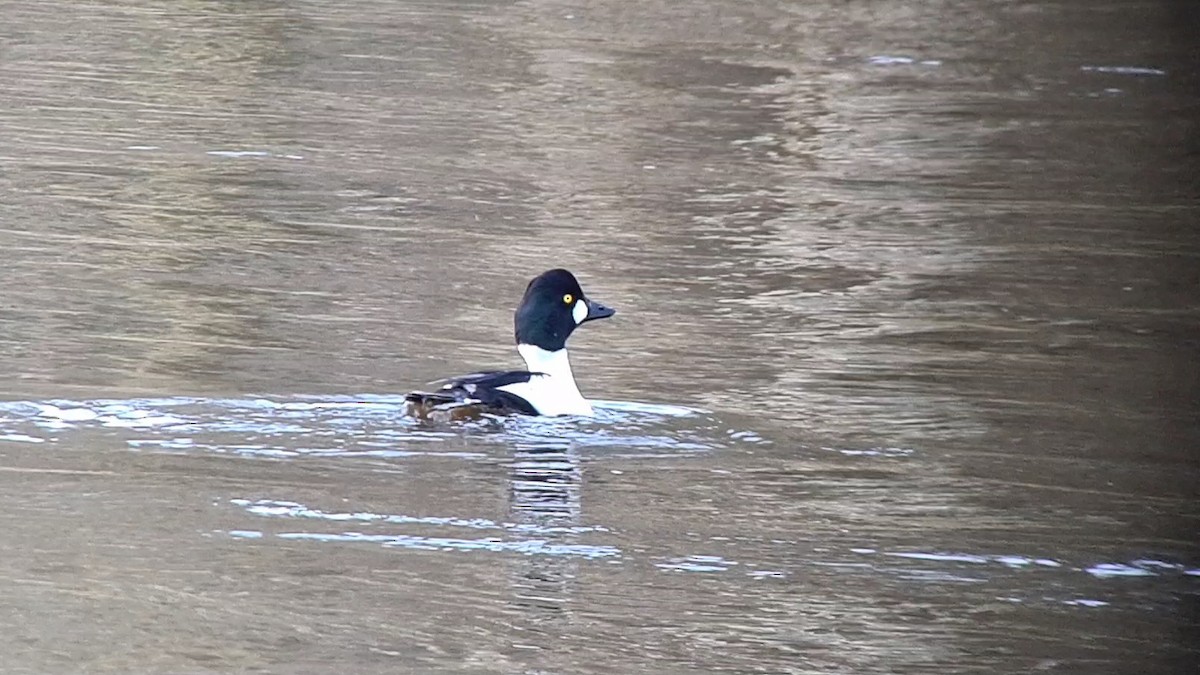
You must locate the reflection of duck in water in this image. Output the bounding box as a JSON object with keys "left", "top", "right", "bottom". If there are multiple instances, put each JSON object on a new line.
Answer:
{"left": 405, "top": 269, "right": 615, "bottom": 418}
{"left": 506, "top": 442, "right": 582, "bottom": 618}
{"left": 509, "top": 443, "right": 581, "bottom": 520}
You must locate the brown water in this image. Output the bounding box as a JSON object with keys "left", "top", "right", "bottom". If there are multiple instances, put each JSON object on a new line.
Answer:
{"left": 1, "top": 0, "right": 1198, "bottom": 672}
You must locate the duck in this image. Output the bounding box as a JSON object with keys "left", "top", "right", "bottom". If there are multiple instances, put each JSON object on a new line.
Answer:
{"left": 405, "top": 269, "right": 615, "bottom": 418}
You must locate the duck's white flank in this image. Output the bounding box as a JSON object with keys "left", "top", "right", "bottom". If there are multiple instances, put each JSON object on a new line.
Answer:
{"left": 498, "top": 343, "right": 594, "bottom": 416}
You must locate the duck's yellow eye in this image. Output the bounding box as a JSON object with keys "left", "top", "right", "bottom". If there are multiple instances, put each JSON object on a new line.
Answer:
{"left": 562, "top": 293, "right": 574, "bottom": 305}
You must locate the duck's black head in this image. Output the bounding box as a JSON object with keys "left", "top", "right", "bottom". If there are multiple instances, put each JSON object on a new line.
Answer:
{"left": 514, "top": 269, "right": 614, "bottom": 351}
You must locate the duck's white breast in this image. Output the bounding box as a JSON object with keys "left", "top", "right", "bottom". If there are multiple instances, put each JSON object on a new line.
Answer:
{"left": 500, "top": 344, "right": 594, "bottom": 416}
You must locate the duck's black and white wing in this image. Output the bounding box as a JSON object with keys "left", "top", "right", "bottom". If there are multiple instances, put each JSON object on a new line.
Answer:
{"left": 405, "top": 370, "right": 542, "bottom": 417}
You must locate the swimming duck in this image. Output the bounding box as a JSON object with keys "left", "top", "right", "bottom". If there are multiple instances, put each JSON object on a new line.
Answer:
{"left": 405, "top": 269, "right": 615, "bottom": 418}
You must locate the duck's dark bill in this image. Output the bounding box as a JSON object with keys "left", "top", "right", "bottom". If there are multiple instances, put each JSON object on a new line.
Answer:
{"left": 584, "top": 299, "right": 615, "bottom": 322}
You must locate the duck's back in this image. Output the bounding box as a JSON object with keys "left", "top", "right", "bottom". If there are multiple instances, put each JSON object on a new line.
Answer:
{"left": 405, "top": 370, "right": 541, "bottom": 418}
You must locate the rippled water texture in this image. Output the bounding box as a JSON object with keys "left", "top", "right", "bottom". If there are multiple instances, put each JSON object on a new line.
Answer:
{"left": 1, "top": 0, "right": 1197, "bottom": 673}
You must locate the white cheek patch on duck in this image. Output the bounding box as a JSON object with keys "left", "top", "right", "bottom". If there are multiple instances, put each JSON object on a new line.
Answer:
{"left": 572, "top": 299, "right": 588, "bottom": 324}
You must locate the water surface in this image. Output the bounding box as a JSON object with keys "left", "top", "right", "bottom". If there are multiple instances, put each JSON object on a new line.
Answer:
{"left": 1, "top": 0, "right": 1197, "bottom": 672}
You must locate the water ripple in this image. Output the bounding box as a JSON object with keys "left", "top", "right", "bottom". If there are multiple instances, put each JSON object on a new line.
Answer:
{"left": 0, "top": 393, "right": 767, "bottom": 460}
{"left": 233, "top": 498, "right": 608, "bottom": 536}
{"left": 270, "top": 531, "right": 620, "bottom": 559}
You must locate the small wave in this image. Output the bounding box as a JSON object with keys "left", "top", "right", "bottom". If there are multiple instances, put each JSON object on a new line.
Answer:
{"left": 822, "top": 445, "right": 914, "bottom": 458}
{"left": 268, "top": 531, "right": 620, "bottom": 559}
{"left": 232, "top": 498, "right": 607, "bottom": 536}
{"left": 1080, "top": 65, "right": 1166, "bottom": 76}
{"left": 657, "top": 554, "right": 740, "bottom": 572}
{"left": 853, "top": 548, "right": 1194, "bottom": 580}
{"left": 868, "top": 55, "right": 942, "bottom": 67}
{"left": 0, "top": 393, "right": 765, "bottom": 459}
